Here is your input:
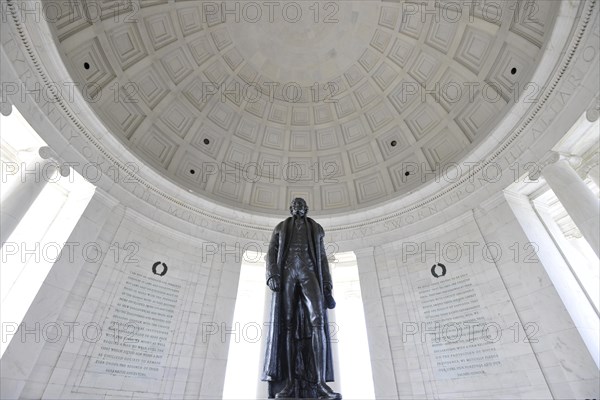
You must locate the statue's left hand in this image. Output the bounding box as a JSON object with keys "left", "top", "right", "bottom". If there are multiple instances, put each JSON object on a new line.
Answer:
{"left": 267, "top": 276, "right": 280, "bottom": 292}
{"left": 324, "top": 282, "right": 336, "bottom": 309}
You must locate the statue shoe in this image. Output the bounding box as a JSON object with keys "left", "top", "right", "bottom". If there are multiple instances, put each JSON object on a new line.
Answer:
{"left": 275, "top": 381, "right": 296, "bottom": 399}
{"left": 315, "top": 382, "right": 342, "bottom": 400}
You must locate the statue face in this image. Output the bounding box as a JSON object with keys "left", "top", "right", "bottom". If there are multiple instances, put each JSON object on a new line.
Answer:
{"left": 290, "top": 198, "right": 308, "bottom": 217}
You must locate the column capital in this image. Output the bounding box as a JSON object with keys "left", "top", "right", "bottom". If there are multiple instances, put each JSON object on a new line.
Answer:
{"left": 38, "top": 146, "right": 70, "bottom": 177}
{"left": 0, "top": 100, "right": 12, "bottom": 116}
{"left": 353, "top": 246, "right": 375, "bottom": 258}
{"left": 529, "top": 151, "right": 582, "bottom": 180}
{"left": 585, "top": 96, "right": 599, "bottom": 122}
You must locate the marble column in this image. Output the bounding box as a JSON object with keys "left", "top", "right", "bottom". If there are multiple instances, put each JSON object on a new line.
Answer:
{"left": 531, "top": 152, "right": 600, "bottom": 258}
{"left": 198, "top": 245, "right": 242, "bottom": 400}
{"left": 0, "top": 189, "right": 122, "bottom": 400}
{"left": 588, "top": 167, "right": 600, "bottom": 189}
{"left": 354, "top": 247, "right": 399, "bottom": 400}
{"left": 579, "top": 144, "right": 600, "bottom": 191}
{"left": 583, "top": 106, "right": 600, "bottom": 188}
{"left": 0, "top": 146, "right": 69, "bottom": 245}
{"left": 325, "top": 254, "right": 342, "bottom": 395}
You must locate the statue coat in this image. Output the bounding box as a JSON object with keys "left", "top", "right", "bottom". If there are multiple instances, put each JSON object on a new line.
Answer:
{"left": 261, "top": 216, "right": 335, "bottom": 383}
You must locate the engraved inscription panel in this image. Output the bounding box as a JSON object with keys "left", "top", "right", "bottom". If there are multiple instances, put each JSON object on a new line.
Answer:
{"left": 81, "top": 268, "right": 182, "bottom": 389}
{"left": 415, "top": 273, "right": 502, "bottom": 379}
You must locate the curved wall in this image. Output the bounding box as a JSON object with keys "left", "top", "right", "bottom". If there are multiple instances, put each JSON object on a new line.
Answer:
{"left": 1, "top": 0, "right": 599, "bottom": 399}
{"left": 0, "top": 0, "right": 597, "bottom": 240}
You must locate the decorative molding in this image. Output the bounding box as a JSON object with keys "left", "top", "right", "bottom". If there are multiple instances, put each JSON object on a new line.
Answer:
{"left": 38, "top": 146, "right": 71, "bottom": 177}
{"left": 529, "top": 151, "right": 583, "bottom": 180}
{"left": 0, "top": 0, "right": 597, "bottom": 244}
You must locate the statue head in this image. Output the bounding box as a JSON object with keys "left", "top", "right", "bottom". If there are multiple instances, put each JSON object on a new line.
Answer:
{"left": 289, "top": 198, "right": 308, "bottom": 217}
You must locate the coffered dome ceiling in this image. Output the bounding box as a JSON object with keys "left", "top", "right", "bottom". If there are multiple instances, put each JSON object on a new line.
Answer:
{"left": 50, "top": 0, "right": 559, "bottom": 214}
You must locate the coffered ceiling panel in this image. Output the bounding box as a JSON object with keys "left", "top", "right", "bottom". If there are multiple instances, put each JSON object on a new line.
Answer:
{"left": 51, "top": 0, "right": 559, "bottom": 213}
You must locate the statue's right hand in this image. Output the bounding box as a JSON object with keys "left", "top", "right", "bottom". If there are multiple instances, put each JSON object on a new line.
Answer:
{"left": 267, "top": 277, "right": 280, "bottom": 292}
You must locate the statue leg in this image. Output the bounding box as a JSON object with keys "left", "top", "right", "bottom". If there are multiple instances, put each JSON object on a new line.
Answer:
{"left": 311, "top": 327, "right": 340, "bottom": 399}
{"left": 276, "top": 272, "right": 297, "bottom": 399}
{"left": 299, "top": 274, "right": 341, "bottom": 400}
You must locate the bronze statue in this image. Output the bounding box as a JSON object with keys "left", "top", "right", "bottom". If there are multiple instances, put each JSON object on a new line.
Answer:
{"left": 262, "top": 198, "right": 341, "bottom": 399}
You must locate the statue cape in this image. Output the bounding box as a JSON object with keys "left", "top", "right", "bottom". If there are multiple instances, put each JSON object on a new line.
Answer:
{"left": 261, "top": 216, "right": 335, "bottom": 383}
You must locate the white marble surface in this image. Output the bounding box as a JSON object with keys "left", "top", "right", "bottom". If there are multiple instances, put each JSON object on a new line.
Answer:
{"left": 1, "top": 195, "right": 242, "bottom": 400}
{"left": 354, "top": 203, "right": 599, "bottom": 399}
{"left": 541, "top": 156, "right": 600, "bottom": 257}
{"left": 1, "top": 182, "right": 599, "bottom": 399}
{"left": 0, "top": 0, "right": 598, "bottom": 398}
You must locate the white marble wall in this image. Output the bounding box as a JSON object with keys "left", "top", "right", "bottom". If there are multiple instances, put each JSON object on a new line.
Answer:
{"left": 356, "top": 194, "right": 599, "bottom": 399}
{"left": 355, "top": 247, "right": 404, "bottom": 399}
{"left": 0, "top": 189, "right": 242, "bottom": 400}
{"left": 1, "top": 189, "right": 122, "bottom": 399}
{"left": 2, "top": 189, "right": 598, "bottom": 400}
{"left": 483, "top": 192, "right": 600, "bottom": 397}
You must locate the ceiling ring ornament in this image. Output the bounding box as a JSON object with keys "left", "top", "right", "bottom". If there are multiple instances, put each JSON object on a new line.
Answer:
{"left": 1, "top": 0, "right": 598, "bottom": 241}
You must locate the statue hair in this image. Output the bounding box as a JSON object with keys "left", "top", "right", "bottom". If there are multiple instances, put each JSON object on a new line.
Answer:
{"left": 289, "top": 198, "right": 309, "bottom": 216}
